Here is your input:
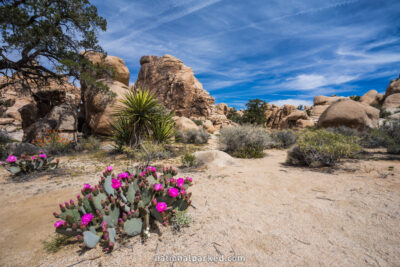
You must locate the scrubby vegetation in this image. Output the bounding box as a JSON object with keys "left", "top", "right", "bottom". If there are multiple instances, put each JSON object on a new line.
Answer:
{"left": 219, "top": 125, "right": 273, "bottom": 158}
{"left": 52, "top": 166, "right": 193, "bottom": 252}
{"left": 111, "top": 89, "right": 175, "bottom": 149}
{"left": 33, "top": 129, "right": 72, "bottom": 155}
{"left": 242, "top": 99, "right": 269, "bottom": 125}
{"left": 181, "top": 152, "right": 197, "bottom": 167}
{"left": 0, "top": 130, "right": 12, "bottom": 159}
{"left": 287, "top": 128, "right": 361, "bottom": 167}
{"left": 176, "top": 129, "right": 209, "bottom": 144}
{"left": 75, "top": 136, "right": 101, "bottom": 152}
{"left": 122, "top": 141, "right": 171, "bottom": 165}
{"left": 272, "top": 129, "right": 298, "bottom": 148}
{"left": 1, "top": 151, "right": 59, "bottom": 175}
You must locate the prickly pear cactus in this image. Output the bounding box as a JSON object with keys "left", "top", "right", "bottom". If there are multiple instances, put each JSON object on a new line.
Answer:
{"left": 1, "top": 152, "right": 59, "bottom": 175}
{"left": 52, "top": 165, "right": 193, "bottom": 252}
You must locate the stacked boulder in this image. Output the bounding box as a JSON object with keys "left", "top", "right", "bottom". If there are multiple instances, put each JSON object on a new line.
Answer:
{"left": 0, "top": 74, "right": 80, "bottom": 142}
{"left": 382, "top": 75, "right": 400, "bottom": 113}
{"left": 80, "top": 51, "right": 130, "bottom": 135}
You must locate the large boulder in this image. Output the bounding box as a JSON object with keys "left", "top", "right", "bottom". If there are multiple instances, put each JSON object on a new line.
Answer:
{"left": 318, "top": 99, "right": 379, "bottom": 129}
{"left": 214, "top": 103, "right": 229, "bottom": 115}
{"left": 194, "top": 150, "right": 237, "bottom": 168}
{"left": 384, "top": 75, "right": 400, "bottom": 97}
{"left": 382, "top": 93, "right": 400, "bottom": 112}
{"left": 313, "top": 95, "right": 347, "bottom": 106}
{"left": 6, "top": 143, "right": 40, "bottom": 156}
{"left": 202, "top": 120, "right": 215, "bottom": 134}
{"left": 83, "top": 51, "right": 130, "bottom": 86}
{"left": 173, "top": 116, "right": 199, "bottom": 132}
{"left": 133, "top": 55, "right": 215, "bottom": 118}
{"left": 360, "top": 90, "right": 382, "bottom": 106}
{"left": 84, "top": 79, "right": 129, "bottom": 135}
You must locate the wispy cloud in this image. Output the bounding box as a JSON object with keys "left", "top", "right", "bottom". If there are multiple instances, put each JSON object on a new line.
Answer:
{"left": 92, "top": 0, "right": 400, "bottom": 108}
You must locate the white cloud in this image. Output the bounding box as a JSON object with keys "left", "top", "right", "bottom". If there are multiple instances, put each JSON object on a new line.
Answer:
{"left": 283, "top": 74, "right": 356, "bottom": 90}
{"left": 270, "top": 99, "right": 313, "bottom": 107}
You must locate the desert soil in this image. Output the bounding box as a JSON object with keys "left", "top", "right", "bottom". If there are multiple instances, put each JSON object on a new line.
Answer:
{"left": 0, "top": 145, "right": 400, "bottom": 266}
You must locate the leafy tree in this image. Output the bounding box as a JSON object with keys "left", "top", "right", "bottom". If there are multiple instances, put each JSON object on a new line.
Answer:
{"left": 0, "top": 0, "right": 107, "bottom": 89}
{"left": 242, "top": 99, "right": 268, "bottom": 125}
{"left": 227, "top": 107, "right": 243, "bottom": 124}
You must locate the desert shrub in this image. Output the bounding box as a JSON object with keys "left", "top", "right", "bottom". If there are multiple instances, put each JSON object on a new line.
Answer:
{"left": 272, "top": 130, "right": 297, "bottom": 148}
{"left": 326, "top": 126, "right": 359, "bottom": 137}
{"left": 171, "top": 210, "right": 192, "bottom": 232}
{"left": 382, "top": 120, "right": 400, "bottom": 154}
{"left": 111, "top": 90, "right": 175, "bottom": 148}
{"left": 219, "top": 125, "right": 273, "bottom": 158}
{"left": 181, "top": 152, "right": 197, "bottom": 167}
{"left": 42, "top": 234, "right": 71, "bottom": 253}
{"left": 33, "top": 129, "right": 72, "bottom": 155}
{"left": 0, "top": 130, "right": 11, "bottom": 159}
{"left": 227, "top": 108, "right": 243, "bottom": 124}
{"left": 177, "top": 129, "right": 209, "bottom": 144}
{"left": 192, "top": 119, "right": 203, "bottom": 126}
{"left": 1, "top": 151, "right": 59, "bottom": 175}
{"left": 122, "top": 141, "right": 171, "bottom": 165}
{"left": 349, "top": 95, "right": 361, "bottom": 101}
{"left": 286, "top": 128, "right": 361, "bottom": 167}
{"left": 51, "top": 165, "right": 193, "bottom": 252}
{"left": 75, "top": 136, "right": 101, "bottom": 152}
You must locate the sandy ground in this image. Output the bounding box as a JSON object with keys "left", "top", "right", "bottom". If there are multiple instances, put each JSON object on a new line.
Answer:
{"left": 0, "top": 148, "right": 400, "bottom": 266}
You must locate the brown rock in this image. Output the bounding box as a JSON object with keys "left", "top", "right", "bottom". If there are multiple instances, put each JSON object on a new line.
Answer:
{"left": 360, "top": 90, "right": 381, "bottom": 106}
{"left": 133, "top": 55, "right": 215, "bottom": 118}
{"left": 313, "top": 95, "right": 347, "bottom": 106}
{"left": 173, "top": 116, "right": 199, "bottom": 132}
{"left": 214, "top": 103, "right": 229, "bottom": 115}
{"left": 318, "top": 99, "right": 379, "bottom": 129}
{"left": 84, "top": 79, "right": 130, "bottom": 135}
{"left": 384, "top": 75, "right": 400, "bottom": 97}
{"left": 382, "top": 93, "right": 400, "bottom": 112}
{"left": 203, "top": 120, "right": 215, "bottom": 134}
{"left": 0, "top": 118, "right": 15, "bottom": 125}
{"left": 83, "top": 51, "right": 130, "bottom": 86}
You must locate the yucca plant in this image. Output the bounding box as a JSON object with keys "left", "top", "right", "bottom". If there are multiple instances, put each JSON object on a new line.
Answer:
{"left": 111, "top": 89, "right": 176, "bottom": 148}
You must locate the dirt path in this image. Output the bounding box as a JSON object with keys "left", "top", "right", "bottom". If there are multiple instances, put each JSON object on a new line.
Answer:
{"left": 1, "top": 150, "right": 399, "bottom": 266}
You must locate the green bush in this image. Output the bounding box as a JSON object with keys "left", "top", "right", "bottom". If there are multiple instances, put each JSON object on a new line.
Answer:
{"left": 181, "top": 152, "right": 197, "bottom": 167}
{"left": 219, "top": 125, "right": 273, "bottom": 158}
{"left": 286, "top": 128, "right": 361, "bottom": 167}
{"left": 272, "top": 130, "right": 297, "bottom": 148}
{"left": 122, "top": 141, "right": 171, "bottom": 165}
{"left": 75, "top": 136, "right": 101, "bottom": 151}
{"left": 227, "top": 108, "right": 243, "bottom": 124}
{"left": 382, "top": 120, "right": 400, "bottom": 154}
{"left": 241, "top": 99, "right": 269, "bottom": 125}
{"left": 177, "top": 129, "right": 209, "bottom": 144}
{"left": 192, "top": 119, "right": 203, "bottom": 126}
{"left": 111, "top": 89, "right": 175, "bottom": 149}
{"left": 0, "top": 130, "right": 11, "bottom": 160}
{"left": 171, "top": 210, "right": 192, "bottom": 232}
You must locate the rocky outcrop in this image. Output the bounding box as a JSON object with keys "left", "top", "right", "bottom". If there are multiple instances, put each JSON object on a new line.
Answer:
{"left": 310, "top": 96, "right": 347, "bottom": 122}
{"left": 84, "top": 79, "right": 129, "bottom": 135}
{"left": 173, "top": 116, "right": 199, "bottom": 132}
{"left": 82, "top": 51, "right": 130, "bottom": 86}
{"left": 0, "top": 74, "right": 80, "bottom": 141}
{"left": 214, "top": 103, "right": 229, "bottom": 116}
{"left": 382, "top": 75, "right": 400, "bottom": 113}
{"left": 318, "top": 99, "right": 379, "bottom": 129}
{"left": 280, "top": 110, "right": 314, "bottom": 129}
{"left": 360, "top": 90, "right": 382, "bottom": 106}
{"left": 133, "top": 55, "right": 215, "bottom": 118}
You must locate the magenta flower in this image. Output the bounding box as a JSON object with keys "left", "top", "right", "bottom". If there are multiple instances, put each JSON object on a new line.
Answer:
{"left": 39, "top": 153, "right": 47, "bottom": 159}
{"left": 180, "top": 189, "right": 186, "bottom": 195}
{"left": 185, "top": 177, "right": 193, "bottom": 183}
{"left": 40, "top": 150, "right": 44, "bottom": 154}
{"left": 177, "top": 178, "right": 185, "bottom": 188}
{"left": 106, "top": 166, "right": 113, "bottom": 172}
{"left": 154, "top": 183, "right": 163, "bottom": 192}
{"left": 83, "top": 184, "right": 91, "bottom": 191}
{"left": 111, "top": 178, "right": 121, "bottom": 189}
{"left": 156, "top": 202, "right": 167, "bottom": 213}
{"left": 168, "top": 188, "right": 179, "bottom": 198}
{"left": 146, "top": 166, "right": 156, "bottom": 172}
{"left": 6, "top": 155, "right": 17, "bottom": 163}
{"left": 117, "top": 172, "right": 129, "bottom": 179}
{"left": 54, "top": 220, "right": 65, "bottom": 228}
{"left": 81, "top": 213, "right": 94, "bottom": 225}
{"left": 31, "top": 156, "right": 37, "bottom": 160}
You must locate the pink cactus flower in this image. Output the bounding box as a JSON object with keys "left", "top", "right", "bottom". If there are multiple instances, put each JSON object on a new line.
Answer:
{"left": 117, "top": 172, "right": 129, "bottom": 179}
{"left": 180, "top": 189, "right": 186, "bottom": 195}
{"left": 39, "top": 153, "right": 47, "bottom": 159}
{"left": 168, "top": 188, "right": 179, "bottom": 198}
{"left": 54, "top": 220, "right": 65, "bottom": 228}
{"left": 81, "top": 213, "right": 94, "bottom": 225}
{"left": 146, "top": 166, "right": 156, "bottom": 172}
{"left": 106, "top": 166, "right": 113, "bottom": 172}
{"left": 177, "top": 178, "right": 185, "bottom": 188}
{"left": 83, "top": 184, "right": 91, "bottom": 191}
{"left": 154, "top": 183, "right": 163, "bottom": 192}
{"left": 6, "top": 155, "right": 17, "bottom": 163}
{"left": 39, "top": 150, "right": 44, "bottom": 154}
{"left": 185, "top": 177, "right": 193, "bottom": 183}
{"left": 0, "top": 161, "right": 4, "bottom": 165}
{"left": 156, "top": 202, "right": 167, "bottom": 213}
{"left": 31, "top": 156, "right": 37, "bottom": 160}
{"left": 111, "top": 178, "right": 121, "bottom": 189}
{"left": 101, "top": 220, "right": 108, "bottom": 231}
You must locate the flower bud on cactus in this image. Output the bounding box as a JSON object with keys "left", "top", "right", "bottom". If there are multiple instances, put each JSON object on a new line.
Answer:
{"left": 59, "top": 203, "right": 65, "bottom": 212}
{"left": 64, "top": 202, "right": 70, "bottom": 209}
{"left": 72, "top": 223, "right": 77, "bottom": 230}
{"left": 70, "top": 199, "right": 75, "bottom": 207}
{"left": 76, "top": 235, "right": 82, "bottom": 241}
{"left": 152, "top": 198, "right": 157, "bottom": 206}
{"left": 53, "top": 212, "right": 59, "bottom": 218}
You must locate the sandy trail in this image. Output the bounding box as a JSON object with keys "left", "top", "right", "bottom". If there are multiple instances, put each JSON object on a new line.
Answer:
{"left": 0, "top": 150, "right": 399, "bottom": 266}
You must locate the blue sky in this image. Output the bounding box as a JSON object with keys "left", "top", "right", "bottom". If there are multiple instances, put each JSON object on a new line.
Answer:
{"left": 92, "top": 0, "right": 400, "bottom": 108}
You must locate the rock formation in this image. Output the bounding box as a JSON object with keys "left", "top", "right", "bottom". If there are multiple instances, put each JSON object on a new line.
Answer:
{"left": 81, "top": 53, "right": 130, "bottom": 135}
{"left": 318, "top": 99, "right": 379, "bottom": 129}
{"left": 133, "top": 55, "right": 215, "bottom": 118}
